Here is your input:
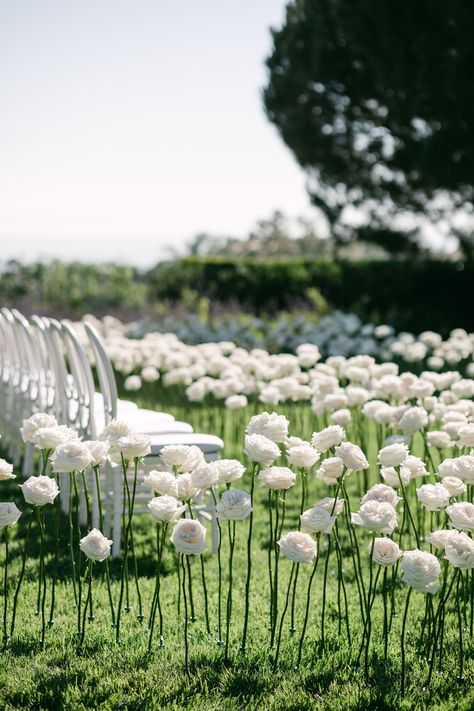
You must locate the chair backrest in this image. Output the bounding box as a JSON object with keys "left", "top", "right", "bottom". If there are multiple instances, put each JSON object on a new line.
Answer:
{"left": 60, "top": 320, "right": 98, "bottom": 438}
{"left": 83, "top": 321, "right": 118, "bottom": 424}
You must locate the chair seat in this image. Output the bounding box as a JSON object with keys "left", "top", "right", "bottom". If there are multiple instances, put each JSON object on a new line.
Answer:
{"left": 94, "top": 409, "right": 194, "bottom": 435}
{"left": 147, "top": 432, "right": 224, "bottom": 456}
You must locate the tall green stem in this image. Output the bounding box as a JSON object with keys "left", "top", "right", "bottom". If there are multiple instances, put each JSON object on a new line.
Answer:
{"left": 241, "top": 462, "right": 257, "bottom": 653}
{"left": 224, "top": 521, "right": 236, "bottom": 661}
{"left": 3, "top": 528, "right": 9, "bottom": 643}
{"left": 10, "top": 510, "right": 33, "bottom": 637}
{"left": 93, "top": 466, "right": 115, "bottom": 626}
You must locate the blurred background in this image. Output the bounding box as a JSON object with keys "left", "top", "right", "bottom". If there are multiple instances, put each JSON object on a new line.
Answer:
{"left": 1, "top": 0, "right": 472, "bottom": 342}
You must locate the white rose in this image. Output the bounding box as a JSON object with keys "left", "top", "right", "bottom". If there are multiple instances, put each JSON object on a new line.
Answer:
{"left": 311, "top": 425, "right": 344, "bottom": 452}
{"left": 286, "top": 445, "right": 319, "bottom": 469}
{"left": 115, "top": 434, "right": 151, "bottom": 459}
{"left": 427, "top": 431, "right": 452, "bottom": 449}
{"left": 444, "top": 532, "right": 474, "bottom": 569}
{"left": 361, "top": 484, "right": 401, "bottom": 508}
{"left": 404, "top": 455, "right": 428, "bottom": 479}
{"left": 99, "top": 419, "right": 132, "bottom": 446}
{"left": 446, "top": 502, "right": 474, "bottom": 531}
{"left": 377, "top": 443, "right": 409, "bottom": 468}
{"left": 426, "top": 529, "right": 459, "bottom": 550}
{"left": 300, "top": 505, "right": 336, "bottom": 534}
{"left": 440, "top": 476, "right": 466, "bottom": 497}
{"left": 398, "top": 407, "right": 428, "bottom": 435}
{"left": 186, "top": 381, "right": 206, "bottom": 402}
{"left": 401, "top": 549, "right": 440, "bottom": 594}
{"left": 246, "top": 412, "right": 289, "bottom": 443}
{"left": 176, "top": 473, "right": 199, "bottom": 501}
{"left": 258, "top": 466, "right": 296, "bottom": 491}
{"left": 33, "top": 425, "right": 76, "bottom": 450}
{"left": 351, "top": 500, "right": 397, "bottom": 534}
{"left": 216, "top": 489, "right": 253, "bottom": 521}
{"left": 457, "top": 424, "right": 474, "bottom": 448}
{"left": 369, "top": 538, "right": 403, "bottom": 566}
{"left": 335, "top": 442, "right": 369, "bottom": 472}
{"left": 244, "top": 434, "right": 280, "bottom": 466}
{"left": 83, "top": 440, "right": 110, "bottom": 467}
{"left": 160, "top": 445, "right": 205, "bottom": 473}
{"left": 225, "top": 395, "right": 248, "bottom": 410}
{"left": 190, "top": 463, "right": 218, "bottom": 491}
{"left": 416, "top": 483, "right": 450, "bottom": 512}
{"left": 51, "top": 440, "right": 94, "bottom": 473}
{"left": 143, "top": 470, "right": 178, "bottom": 497}
{"left": 141, "top": 366, "right": 160, "bottom": 383}
{"left": 20, "top": 475, "right": 60, "bottom": 506}
{"left": 331, "top": 409, "right": 352, "bottom": 427}
{"left": 124, "top": 375, "right": 142, "bottom": 392}
{"left": 381, "top": 466, "right": 411, "bottom": 488}
{"left": 316, "top": 497, "right": 345, "bottom": 516}
{"left": 0, "top": 502, "right": 21, "bottom": 528}
{"left": 79, "top": 528, "right": 112, "bottom": 561}
{"left": 315, "top": 457, "right": 344, "bottom": 485}
{"left": 278, "top": 531, "right": 317, "bottom": 563}
{"left": 452, "top": 456, "right": 474, "bottom": 484}
{"left": 148, "top": 495, "right": 186, "bottom": 522}
{"left": 438, "top": 458, "right": 458, "bottom": 478}
{"left": 21, "top": 413, "right": 58, "bottom": 444}
{"left": 0, "top": 459, "right": 15, "bottom": 481}
{"left": 213, "top": 459, "right": 245, "bottom": 485}
{"left": 171, "top": 518, "right": 207, "bottom": 555}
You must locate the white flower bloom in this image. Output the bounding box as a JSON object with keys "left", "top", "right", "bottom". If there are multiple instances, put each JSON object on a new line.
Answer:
{"left": 427, "top": 431, "right": 452, "bottom": 449}
{"left": 311, "top": 425, "right": 344, "bottom": 452}
{"left": 398, "top": 407, "right": 428, "bottom": 435}
{"left": 416, "top": 483, "right": 450, "bottom": 512}
{"left": 277, "top": 531, "right": 317, "bottom": 564}
{"left": 0, "top": 502, "right": 21, "bottom": 528}
{"left": 438, "top": 458, "right": 458, "bottom": 478}
{"left": 143, "top": 470, "right": 178, "bottom": 497}
{"left": 404, "top": 455, "right": 428, "bottom": 479}
{"left": 331, "top": 408, "right": 352, "bottom": 427}
{"left": 361, "top": 483, "right": 401, "bottom": 508}
{"left": 444, "top": 532, "right": 474, "bottom": 569}
{"left": 351, "top": 500, "right": 397, "bottom": 534}
{"left": 160, "top": 445, "right": 205, "bottom": 473}
{"left": 315, "top": 497, "right": 345, "bottom": 516}
{"left": 216, "top": 489, "right": 252, "bottom": 521}
{"left": 176, "top": 473, "right": 199, "bottom": 501}
{"left": 79, "top": 528, "right": 112, "bottom": 561}
{"left": 244, "top": 434, "right": 280, "bottom": 466}
{"left": 99, "top": 419, "right": 132, "bottom": 445}
{"left": 148, "top": 495, "right": 186, "bottom": 522}
{"left": 225, "top": 395, "right": 248, "bottom": 410}
{"left": 246, "top": 412, "right": 289, "bottom": 443}
{"left": 441, "top": 476, "right": 466, "bottom": 497}
{"left": 83, "top": 440, "right": 110, "bottom": 467}
{"left": 33, "top": 425, "right": 76, "bottom": 451}
{"left": 171, "top": 518, "right": 207, "bottom": 555}
{"left": 286, "top": 444, "right": 319, "bottom": 469}
{"left": 300, "top": 505, "right": 336, "bottom": 534}
{"left": 20, "top": 475, "right": 59, "bottom": 506}
{"left": 426, "top": 529, "right": 459, "bottom": 550}
{"left": 114, "top": 434, "right": 151, "bottom": 459}
{"left": 381, "top": 466, "right": 411, "bottom": 488}
{"left": 451, "top": 456, "right": 474, "bottom": 484}
{"left": 213, "top": 459, "right": 245, "bottom": 485}
{"left": 0, "top": 459, "right": 15, "bottom": 481}
{"left": 51, "top": 440, "right": 93, "bottom": 473}
{"left": 335, "top": 442, "right": 369, "bottom": 472}
{"left": 124, "top": 375, "right": 142, "bottom": 392}
{"left": 457, "top": 424, "right": 474, "bottom": 448}
{"left": 315, "top": 457, "right": 345, "bottom": 485}
{"left": 258, "top": 466, "right": 296, "bottom": 490}
{"left": 368, "top": 538, "right": 403, "bottom": 567}
{"left": 401, "top": 549, "right": 440, "bottom": 594}
{"left": 190, "top": 463, "right": 218, "bottom": 491}
{"left": 141, "top": 366, "right": 160, "bottom": 382}
{"left": 377, "top": 443, "right": 409, "bottom": 468}
{"left": 446, "top": 502, "right": 474, "bottom": 531}
{"left": 21, "top": 413, "right": 58, "bottom": 444}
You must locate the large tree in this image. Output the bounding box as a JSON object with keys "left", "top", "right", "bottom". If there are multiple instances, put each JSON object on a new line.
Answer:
{"left": 263, "top": 0, "right": 474, "bottom": 255}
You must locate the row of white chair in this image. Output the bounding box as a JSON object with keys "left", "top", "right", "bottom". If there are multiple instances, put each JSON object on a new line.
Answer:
{"left": 0, "top": 308, "right": 223, "bottom": 555}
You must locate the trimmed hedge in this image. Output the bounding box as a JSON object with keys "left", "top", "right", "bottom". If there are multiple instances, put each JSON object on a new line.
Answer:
{"left": 148, "top": 257, "right": 473, "bottom": 334}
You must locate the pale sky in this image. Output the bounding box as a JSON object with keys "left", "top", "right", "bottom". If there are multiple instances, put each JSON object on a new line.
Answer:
{"left": 0, "top": 0, "right": 318, "bottom": 266}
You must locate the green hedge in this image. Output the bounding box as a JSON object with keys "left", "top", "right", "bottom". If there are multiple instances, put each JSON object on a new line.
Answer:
{"left": 148, "top": 257, "right": 473, "bottom": 334}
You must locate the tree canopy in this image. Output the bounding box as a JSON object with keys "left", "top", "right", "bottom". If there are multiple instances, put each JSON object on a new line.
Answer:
{"left": 263, "top": 0, "right": 474, "bottom": 254}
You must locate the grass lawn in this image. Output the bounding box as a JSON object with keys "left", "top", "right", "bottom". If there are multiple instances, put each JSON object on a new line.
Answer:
{"left": 0, "top": 395, "right": 473, "bottom": 710}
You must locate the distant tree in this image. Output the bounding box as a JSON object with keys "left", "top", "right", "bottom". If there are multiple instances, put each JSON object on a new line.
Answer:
{"left": 263, "top": 0, "right": 474, "bottom": 256}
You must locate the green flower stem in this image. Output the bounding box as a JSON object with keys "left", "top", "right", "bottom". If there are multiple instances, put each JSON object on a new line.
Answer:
{"left": 363, "top": 535, "right": 376, "bottom": 680}
{"left": 68, "top": 472, "right": 78, "bottom": 607}
{"left": 296, "top": 550, "right": 320, "bottom": 669}
{"left": 456, "top": 570, "right": 464, "bottom": 680}
{"left": 48, "top": 474, "right": 61, "bottom": 626}
{"left": 200, "top": 554, "right": 210, "bottom": 634}
{"left": 72, "top": 473, "right": 82, "bottom": 638}
{"left": 290, "top": 471, "right": 307, "bottom": 632}
{"left": 273, "top": 562, "right": 296, "bottom": 669}
{"left": 426, "top": 568, "right": 459, "bottom": 686}
{"left": 241, "top": 462, "right": 257, "bottom": 654}
{"left": 397, "top": 469, "right": 420, "bottom": 547}
{"left": 210, "top": 490, "right": 223, "bottom": 640}
{"left": 130, "top": 459, "right": 143, "bottom": 621}
{"left": 38, "top": 507, "right": 47, "bottom": 648}
{"left": 185, "top": 555, "right": 195, "bottom": 622}
{"left": 181, "top": 554, "right": 190, "bottom": 677}
{"left": 321, "top": 536, "right": 331, "bottom": 648}
{"left": 224, "top": 521, "right": 236, "bottom": 662}
{"left": 333, "top": 525, "right": 351, "bottom": 644}
{"left": 270, "top": 490, "right": 281, "bottom": 647}
{"left": 267, "top": 490, "right": 274, "bottom": 634}
{"left": 382, "top": 567, "right": 389, "bottom": 662}
{"left": 341, "top": 480, "right": 367, "bottom": 620}
{"left": 40, "top": 449, "right": 51, "bottom": 475}
{"left": 93, "top": 466, "right": 115, "bottom": 627}
{"left": 3, "top": 527, "right": 9, "bottom": 643}
{"left": 148, "top": 523, "right": 168, "bottom": 652}
{"left": 10, "top": 509, "right": 33, "bottom": 637}
{"left": 80, "top": 559, "right": 93, "bottom": 646}
{"left": 400, "top": 587, "right": 413, "bottom": 697}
